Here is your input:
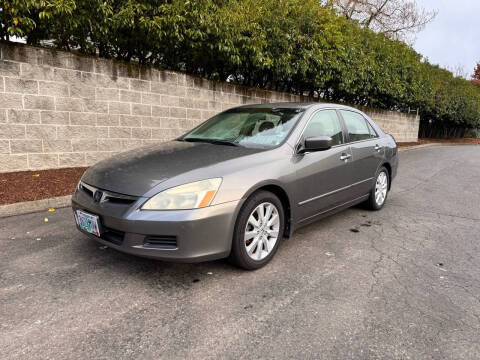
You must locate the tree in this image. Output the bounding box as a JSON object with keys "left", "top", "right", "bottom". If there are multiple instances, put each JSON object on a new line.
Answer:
{"left": 327, "top": 0, "right": 437, "bottom": 43}
{"left": 473, "top": 62, "right": 480, "bottom": 80}
{"left": 472, "top": 62, "right": 480, "bottom": 89}
{"left": 0, "top": 0, "right": 40, "bottom": 41}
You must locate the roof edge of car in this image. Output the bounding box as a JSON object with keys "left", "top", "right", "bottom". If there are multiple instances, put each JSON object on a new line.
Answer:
{"left": 233, "top": 102, "right": 360, "bottom": 112}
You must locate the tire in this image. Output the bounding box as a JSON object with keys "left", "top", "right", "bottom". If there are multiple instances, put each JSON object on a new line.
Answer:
{"left": 365, "top": 166, "right": 389, "bottom": 210}
{"left": 229, "top": 190, "right": 285, "bottom": 270}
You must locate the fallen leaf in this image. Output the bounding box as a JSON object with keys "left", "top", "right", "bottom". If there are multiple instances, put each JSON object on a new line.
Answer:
{"left": 33, "top": 174, "right": 40, "bottom": 177}
{"left": 44, "top": 218, "right": 48, "bottom": 222}
{"left": 48, "top": 208, "right": 55, "bottom": 212}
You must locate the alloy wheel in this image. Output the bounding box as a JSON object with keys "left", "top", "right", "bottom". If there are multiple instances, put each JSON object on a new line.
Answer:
{"left": 375, "top": 171, "right": 388, "bottom": 206}
{"left": 244, "top": 202, "right": 280, "bottom": 261}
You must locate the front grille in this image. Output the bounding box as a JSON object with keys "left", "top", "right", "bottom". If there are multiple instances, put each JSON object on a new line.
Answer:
{"left": 79, "top": 182, "right": 138, "bottom": 205}
{"left": 80, "top": 182, "right": 94, "bottom": 197}
{"left": 101, "top": 226, "right": 125, "bottom": 245}
{"left": 144, "top": 236, "right": 178, "bottom": 250}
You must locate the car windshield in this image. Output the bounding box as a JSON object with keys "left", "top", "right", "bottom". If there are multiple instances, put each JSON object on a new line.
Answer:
{"left": 182, "top": 107, "right": 305, "bottom": 148}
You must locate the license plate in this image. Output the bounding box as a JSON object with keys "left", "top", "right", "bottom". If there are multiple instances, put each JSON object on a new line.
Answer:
{"left": 75, "top": 210, "right": 101, "bottom": 237}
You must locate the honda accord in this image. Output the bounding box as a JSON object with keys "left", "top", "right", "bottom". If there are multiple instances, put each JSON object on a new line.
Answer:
{"left": 72, "top": 102, "right": 397, "bottom": 269}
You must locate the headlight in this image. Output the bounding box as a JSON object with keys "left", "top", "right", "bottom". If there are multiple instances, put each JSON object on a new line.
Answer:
{"left": 141, "top": 178, "right": 222, "bottom": 210}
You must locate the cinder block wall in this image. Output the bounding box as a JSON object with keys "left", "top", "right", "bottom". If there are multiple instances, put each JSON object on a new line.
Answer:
{"left": 0, "top": 42, "right": 419, "bottom": 172}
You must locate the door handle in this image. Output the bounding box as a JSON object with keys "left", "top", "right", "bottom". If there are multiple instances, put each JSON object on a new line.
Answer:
{"left": 340, "top": 153, "right": 352, "bottom": 161}
{"left": 374, "top": 144, "right": 382, "bottom": 152}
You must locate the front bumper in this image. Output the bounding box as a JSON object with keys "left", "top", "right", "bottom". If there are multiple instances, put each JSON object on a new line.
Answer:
{"left": 72, "top": 188, "right": 242, "bottom": 262}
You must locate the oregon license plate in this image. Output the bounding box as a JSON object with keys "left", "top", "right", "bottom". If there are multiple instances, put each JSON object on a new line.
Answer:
{"left": 75, "top": 210, "right": 101, "bottom": 237}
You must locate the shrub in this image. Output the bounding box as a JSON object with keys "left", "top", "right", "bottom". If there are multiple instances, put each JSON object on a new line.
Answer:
{"left": 2, "top": 0, "right": 479, "bottom": 137}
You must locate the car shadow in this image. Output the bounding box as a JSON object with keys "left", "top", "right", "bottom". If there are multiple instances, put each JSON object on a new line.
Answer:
{"left": 73, "top": 234, "right": 243, "bottom": 286}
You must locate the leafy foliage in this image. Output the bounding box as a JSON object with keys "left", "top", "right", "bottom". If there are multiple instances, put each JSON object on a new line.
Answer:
{"left": 473, "top": 62, "right": 480, "bottom": 81}
{"left": 472, "top": 62, "right": 480, "bottom": 91}
{"left": 2, "top": 0, "right": 479, "bottom": 137}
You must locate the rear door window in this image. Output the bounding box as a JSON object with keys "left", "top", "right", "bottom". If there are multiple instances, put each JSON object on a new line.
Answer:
{"left": 340, "top": 110, "right": 371, "bottom": 142}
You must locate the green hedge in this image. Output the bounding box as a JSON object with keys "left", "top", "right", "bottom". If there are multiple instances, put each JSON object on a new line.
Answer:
{"left": 2, "top": 0, "right": 479, "bottom": 137}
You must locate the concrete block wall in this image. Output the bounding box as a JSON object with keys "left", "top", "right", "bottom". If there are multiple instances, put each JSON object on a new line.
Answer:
{"left": 363, "top": 107, "right": 420, "bottom": 145}
{"left": 0, "top": 42, "right": 419, "bottom": 172}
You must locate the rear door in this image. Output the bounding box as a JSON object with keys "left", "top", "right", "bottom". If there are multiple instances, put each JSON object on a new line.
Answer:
{"left": 339, "top": 110, "right": 383, "bottom": 197}
{"left": 294, "top": 109, "right": 354, "bottom": 221}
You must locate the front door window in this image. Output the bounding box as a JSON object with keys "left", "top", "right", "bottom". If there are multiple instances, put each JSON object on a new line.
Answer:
{"left": 303, "top": 110, "right": 344, "bottom": 145}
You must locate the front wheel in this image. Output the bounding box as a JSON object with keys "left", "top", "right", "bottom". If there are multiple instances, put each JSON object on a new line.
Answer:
{"left": 229, "top": 191, "right": 284, "bottom": 270}
{"left": 365, "top": 167, "right": 389, "bottom": 210}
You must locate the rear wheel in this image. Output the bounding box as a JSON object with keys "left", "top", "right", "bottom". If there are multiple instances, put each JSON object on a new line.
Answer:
{"left": 229, "top": 191, "right": 284, "bottom": 270}
{"left": 365, "top": 166, "right": 389, "bottom": 210}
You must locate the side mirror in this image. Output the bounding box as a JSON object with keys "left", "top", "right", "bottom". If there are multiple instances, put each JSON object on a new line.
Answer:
{"left": 299, "top": 136, "right": 333, "bottom": 153}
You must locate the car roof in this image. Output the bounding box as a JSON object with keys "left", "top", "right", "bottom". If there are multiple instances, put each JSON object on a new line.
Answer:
{"left": 235, "top": 102, "right": 361, "bottom": 112}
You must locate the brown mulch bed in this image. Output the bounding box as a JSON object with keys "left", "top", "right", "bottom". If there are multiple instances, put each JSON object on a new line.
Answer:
{"left": 418, "top": 138, "right": 480, "bottom": 144}
{"left": 397, "top": 142, "right": 421, "bottom": 147}
{"left": 398, "top": 138, "right": 480, "bottom": 147}
{"left": 0, "top": 167, "right": 88, "bottom": 205}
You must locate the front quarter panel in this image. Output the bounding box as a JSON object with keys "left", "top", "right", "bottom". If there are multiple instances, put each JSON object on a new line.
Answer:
{"left": 211, "top": 145, "right": 296, "bottom": 206}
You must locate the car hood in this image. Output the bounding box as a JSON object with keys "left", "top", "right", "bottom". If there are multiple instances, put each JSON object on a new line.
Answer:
{"left": 82, "top": 141, "right": 264, "bottom": 196}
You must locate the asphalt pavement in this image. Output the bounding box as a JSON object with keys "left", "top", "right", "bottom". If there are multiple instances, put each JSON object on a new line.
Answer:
{"left": 1, "top": 145, "right": 480, "bottom": 359}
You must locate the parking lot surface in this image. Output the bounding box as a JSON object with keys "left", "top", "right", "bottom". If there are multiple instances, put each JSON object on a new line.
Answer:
{"left": 1, "top": 145, "right": 480, "bottom": 359}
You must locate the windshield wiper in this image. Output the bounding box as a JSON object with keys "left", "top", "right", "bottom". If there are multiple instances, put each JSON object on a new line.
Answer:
{"left": 182, "top": 138, "right": 242, "bottom": 147}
